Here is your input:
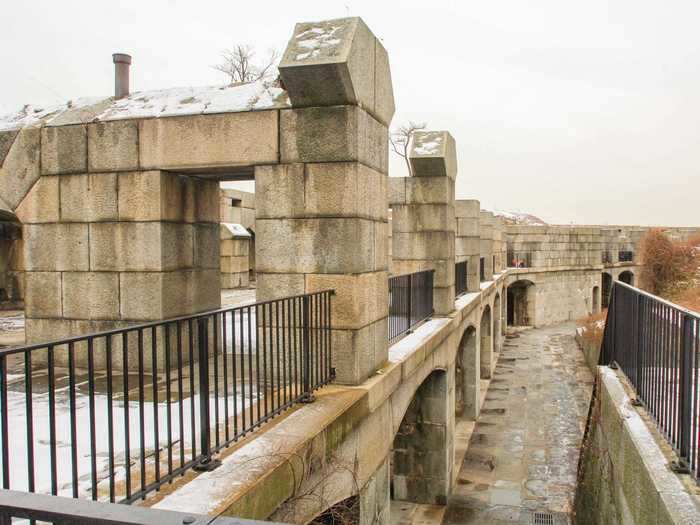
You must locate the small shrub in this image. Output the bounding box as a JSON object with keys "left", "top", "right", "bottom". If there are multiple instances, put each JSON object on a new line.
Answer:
{"left": 639, "top": 229, "right": 696, "bottom": 296}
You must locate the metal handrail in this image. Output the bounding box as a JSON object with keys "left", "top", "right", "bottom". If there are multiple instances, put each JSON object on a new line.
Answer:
{"left": 388, "top": 270, "right": 434, "bottom": 342}
{"left": 0, "top": 290, "right": 334, "bottom": 503}
{"left": 600, "top": 281, "right": 700, "bottom": 479}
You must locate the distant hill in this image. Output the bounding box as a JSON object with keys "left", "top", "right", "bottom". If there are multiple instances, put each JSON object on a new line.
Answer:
{"left": 493, "top": 210, "right": 547, "bottom": 226}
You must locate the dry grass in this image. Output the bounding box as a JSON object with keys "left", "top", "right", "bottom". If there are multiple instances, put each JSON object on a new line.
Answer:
{"left": 577, "top": 310, "right": 608, "bottom": 348}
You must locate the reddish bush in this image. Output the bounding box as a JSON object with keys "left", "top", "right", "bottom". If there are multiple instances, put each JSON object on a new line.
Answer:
{"left": 639, "top": 229, "right": 696, "bottom": 296}
{"left": 577, "top": 310, "right": 608, "bottom": 348}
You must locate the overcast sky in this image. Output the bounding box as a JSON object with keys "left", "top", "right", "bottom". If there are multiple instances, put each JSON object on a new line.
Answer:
{"left": 2, "top": 0, "right": 698, "bottom": 226}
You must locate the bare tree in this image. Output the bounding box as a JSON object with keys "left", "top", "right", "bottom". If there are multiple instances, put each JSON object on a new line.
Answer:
{"left": 390, "top": 121, "right": 426, "bottom": 176}
{"left": 214, "top": 45, "right": 279, "bottom": 85}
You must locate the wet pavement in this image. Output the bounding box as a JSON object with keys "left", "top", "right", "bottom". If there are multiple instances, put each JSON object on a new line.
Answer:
{"left": 444, "top": 322, "right": 593, "bottom": 525}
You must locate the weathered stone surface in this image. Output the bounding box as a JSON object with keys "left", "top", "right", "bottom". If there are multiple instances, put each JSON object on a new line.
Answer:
{"left": 89, "top": 222, "right": 193, "bottom": 272}
{"left": 388, "top": 177, "right": 406, "bottom": 206}
{"left": 139, "top": 112, "right": 278, "bottom": 170}
{"left": 256, "top": 162, "right": 386, "bottom": 220}
{"left": 0, "top": 128, "right": 41, "bottom": 210}
{"left": 60, "top": 173, "right": 118, "bottom": 222}
{"left": 405, "top": 176, "right": 454, "bottom": 205}
{"left": 279, "top": 17, "right": 394, "bottom": 126}
{"left": 88, "top": 120, "right": 139, "bottom": 172}
{"left": 256, "top": 273, "right": 305, "bottom": 302}
{"left": 62, "top": 272, "right": 119, "bottom": 320}
{"left": 454, "top": 199, "right": 480, "bottom": 218}
{"left": 305, "top": 271, "right": 388, "bottom": 329}
{"left": 331, "top": 317, "right": 388, "bottom": 385}
{"left": 15, "top": 176, "right": 59, "bottom": 223}
{"left": 280, "top": 106, "right": 388, "bottom": 173}
{"left": 0, "top": 130, "right": 19, "bottom": 166}
{"left": 24, "top": 223, "right": 89, "bottom": 271}
{"left": 392, "top": 231, "right": 455, "bottom": 260}
{"left": 392, "top": 204, "right": 455, "bottom": 233}
{"left": 41, "top": 124, "right": 87, "bottom": 175}
{"left": 408, "top": 131, "right": 457, "bottom": 179}
{"left": 456, "top": 218, "right": 479, "bottom": 238}
{"left": 194, "top": 224, "right": 219, "bottom": 269}
{"left": 256, "top": 218, "right": 378, "bottom": 273}
{"left": 24, "top": 271, "right": 62, "bottom": 318}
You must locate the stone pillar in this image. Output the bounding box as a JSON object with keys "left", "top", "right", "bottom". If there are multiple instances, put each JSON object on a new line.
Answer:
{"left": 390, "top": 131, "right": 457, "bottom": 316}
{"left": 258, "top": 17, "right": 395, "bottom": 385}
{"left": 492, "top": 216, "right": 506, "bottom": 274}
{"left": 360, "top": 456, "right": 390, "bottom": 525}
{"left": 455, "top": 199, "right": 480, "bottom": 293}
{"left": 392, "top": 369, "right": 453, "bottom": 504}
{"left": 479, "top": 210, "right": 494, "bottom": 281}
{"left": 220, "top": 224, "right": 250, "bottom": 289}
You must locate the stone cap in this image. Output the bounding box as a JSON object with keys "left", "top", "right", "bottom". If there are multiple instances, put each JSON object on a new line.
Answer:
{"left": 220, "top": 223, "right": 252, "bottom": 240}
{"left": 279, "top": 17, "right": 395, "bottom": 126}
{"left": 408, "top": 131, "right": 457, "bottom": 179}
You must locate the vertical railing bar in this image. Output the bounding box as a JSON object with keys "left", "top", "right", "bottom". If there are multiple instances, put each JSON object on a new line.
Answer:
{"left": 247, "top": 306, "right": 254, "bottom": 431}
{"left": 68, "top": 341, "right": 79, "bottom": 499}
{"left": 87, "top": 339, "right": 98, "bottom": 500}
{"left": 0, "top": 354, "right": 8, "bottom": 490}
{"left": 255, "top": 304, "right": 262, "bottom": 424}
{"left": 176, "top": 322, "right": 185, "bottom": 470}
{"left": 231, "top": 310, "right": 238, "bottom": 438}
{"left": 137, "top": 330, "right": 146, "bottom": 499}
{"left": 213, "top": 313, "right": 220, "bottom": 449}
{"left": 223, "top": 311, "right": 230, "bottom": 443}
{"left": 24, "top": 350, "right": 35, "bottom": 494}
{"left": 188, "top": 319, "right": 197, "bottom": 462}
{"left": 106, "top": 336, "right": 115, "bottom": 502}
{"left": 164, "top": 324, "right": 172, "bottom": 481}
{"left": 47, "top": 346, "right": 57, "bottom": 496}
{"left": 239, "top": 308, "right": 246, "bottom": 432}
{"left": 276, "top": 300, "right": 281, "bottom": 411}
{"left": 262, "top": 303, "right": 268, "bottom": 418}
{"left": 121, "top": 333, "right": 131, "bottom": 500}
{"left": 151, "top": 325, "right": 160, "bottom": 489}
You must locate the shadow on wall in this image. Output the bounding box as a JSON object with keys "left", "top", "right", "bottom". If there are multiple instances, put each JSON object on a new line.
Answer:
{"left": 507, "top": 280, "right": 535, "bottom": 327}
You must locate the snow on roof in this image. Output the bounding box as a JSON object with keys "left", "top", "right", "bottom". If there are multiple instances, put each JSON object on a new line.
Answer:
{"left": 0, "top": 79, "right": 289, "bottom": 131}
{"left": 493, "top": 210, "right": 548, "bottom": 226}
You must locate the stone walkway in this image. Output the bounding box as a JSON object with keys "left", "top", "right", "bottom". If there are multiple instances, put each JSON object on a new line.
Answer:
{"left": 444, "top": 322, "right": 593, "bottom": 524}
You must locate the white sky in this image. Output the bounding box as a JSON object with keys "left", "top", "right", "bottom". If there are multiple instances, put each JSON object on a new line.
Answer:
{"left": 2, "top": 0, "right": 698, "bottom": 226}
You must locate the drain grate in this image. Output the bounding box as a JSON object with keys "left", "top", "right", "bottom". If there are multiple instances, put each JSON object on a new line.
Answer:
{"left": 532, "top": 513, "right": 554, "bottom": 525}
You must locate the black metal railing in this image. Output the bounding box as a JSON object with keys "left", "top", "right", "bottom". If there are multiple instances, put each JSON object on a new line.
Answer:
{"left": 619, "top": 250, "right": 634, "bottom": 262}
{"left": 455, "top": 261, "right": 468, "bottom": 297}
{"left": 507, "top": 251, "right": 533, "bottom": 268}
{"left": 0, "top": 488, "right": 255, "bottom": 525}
{"left": 388, "top": 270, "right": 434, "bottom": 341}
{"left": 0, "top": 290, "right": 333, "bottom": 504}
{"left": 602, "top": 250, "right": 613, "bottom": 264}
{"left": 479, "top": 257, "right": 486, "bottom": 282}
{"left": 600, "top": 281, "right": 700, "bottom": 479}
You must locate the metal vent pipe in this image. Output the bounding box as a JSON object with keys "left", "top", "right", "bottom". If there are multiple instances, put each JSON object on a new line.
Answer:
{"left": 112, "top": 53, "right": 132, "bottom": 99}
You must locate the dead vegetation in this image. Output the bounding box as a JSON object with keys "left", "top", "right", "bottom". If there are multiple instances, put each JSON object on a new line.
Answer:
{"left": 639, "top": 229, "right": 700, "bottom": 312}
{"left": 576, "top": 310, "right": 608, "bottom": 348}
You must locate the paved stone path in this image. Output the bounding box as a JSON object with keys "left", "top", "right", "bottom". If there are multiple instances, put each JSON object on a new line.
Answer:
{"left": 444, "top": 322, "right": 593, "bottom": 524}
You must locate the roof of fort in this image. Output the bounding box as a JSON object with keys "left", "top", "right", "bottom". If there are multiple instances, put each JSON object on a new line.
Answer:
{"left": 0, "top": 78, "right": 290, "bottom": 132}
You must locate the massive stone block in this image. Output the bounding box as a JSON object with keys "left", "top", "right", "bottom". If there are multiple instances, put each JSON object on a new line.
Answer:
{"left": 41, "top": 124, "right": 87, "bottom": 175}
{"left": 88, "top": 120, "right": 139, "bottom": 172}
{"left": 0, "top": 128, "right": 41, "bottom": 210}
{"left": 24, "top": 271, "right": 62, "bottom": 318}
{"left": 23, "top": 223, "right": 89, "bottom": 271}
{"left": 60, "top": 173, "right": 119, "bottom": 222}
{"left": 408, "top": 131, "right": 457, "bottom": 179}
{"left": 139, "top": 111, "right": 278, "bottom": 171}
{"left": 279, "top": 17, "right": 395, "bottom": 126}
{"left": 15, "top": 176, "right": 59, "bottom": 224}
{"left": 62, "top": 272, "right": 120, "bottom": 320}
{"left": 280, "top": 106, "right": 388, "bottom": 173}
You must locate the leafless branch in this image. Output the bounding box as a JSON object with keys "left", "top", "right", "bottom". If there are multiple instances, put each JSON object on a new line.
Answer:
{"left": 213, "top": 45, "right": 279, "bottom": 85}
{"left": 390, "top": 121, "right": 427, "bottom": 176}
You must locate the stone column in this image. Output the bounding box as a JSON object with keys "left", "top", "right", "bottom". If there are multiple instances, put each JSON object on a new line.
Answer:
{"left": 479, "top": 210, "right": 495, "bottom": 281}
{"left": 455, "top": 199, "right": 480, "bottom": 293}
{"left": 492, "top": 215, "right": 506, "bottom": 273}
{"left": 258, "top": 17, "right": 395, "bottom": 385}
{"left": 390, "top": 131, "right": 457, "bottom": 316}
{"left": 220, "top": 224, "right": 250, "bottom": 289}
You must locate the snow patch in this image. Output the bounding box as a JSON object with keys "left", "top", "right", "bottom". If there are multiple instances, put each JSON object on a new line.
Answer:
{"left": 412, "top": 132, "right": 443, "bottom": 156}
{"left": 0, "top": 98, "right": 104, "bottom": 131}
{"left": 493, "top": 210, "right": 547, "bottom": 226}
{"left": 294, "top": 25, "right": 343, "bottom": 61}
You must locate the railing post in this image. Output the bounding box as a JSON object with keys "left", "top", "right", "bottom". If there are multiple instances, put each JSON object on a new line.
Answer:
{"left": 678, "top": 314, "right": 694, "bottom": 470}
{"left": 301, "top": 295, "right": 315, "bottom": 403}
{"left": 407, "top": 273, "right": 413, "bottom": 333}
{"left": 194, "top": 317, "right": 221, "bottom": 472}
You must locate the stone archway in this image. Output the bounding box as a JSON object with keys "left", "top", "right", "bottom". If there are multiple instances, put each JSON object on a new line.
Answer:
{"left": 392, "top": 369, "right": 450, "bottom": 505}
{"left": 602, "top": 272, "right": 613, "bottom": 308}
{"left": 456, "top": 325, "right": 479, "bottom": 419}
{"left": 506, "top": 279, "right": 535, "bottom": 327}
{"left": 0, "top": 209, "right": 21, "bottom": 306}
{"left": 480, "top": 305, "right": 493, "bottom": 379}
{"left": 619, "top": 270, "right": 634, "bottom": 286}
{"left": 592, "top": 285, "right": 600, "bottom": 314}
{"left": 493, "top": 293, "right": 502, "bottom": 354}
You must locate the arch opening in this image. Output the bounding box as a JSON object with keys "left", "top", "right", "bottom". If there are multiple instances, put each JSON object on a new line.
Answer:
{"left": 493, "top": 294, "right": 502, "bottom": 355}
{"left": 480, "top": 305, "right": 493, "bottom": 379}
{"left": 592, "top": 285, "right": 600, "bottom": 314}
{"left": 392, "top": 369, "right": 450, "bottom": 505}
{"left": 506, "top": 280, "right": 535, "bottom": 327}
{"left": 0, "top": 211, "right": 21, "bottom": 306}
{"left": 619, "top": 270, "right": 634, "bottom": 286}
{"left": 456, "top": 325, "right": 479, "bottom": 420}
{"left": 602, "top": 272, "right": 613, "bottom": 308}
